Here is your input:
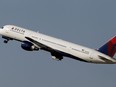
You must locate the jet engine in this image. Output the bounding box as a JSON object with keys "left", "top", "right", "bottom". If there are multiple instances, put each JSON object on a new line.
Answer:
{"left": 21, "top": 41, "right": 39, "bottom": 51}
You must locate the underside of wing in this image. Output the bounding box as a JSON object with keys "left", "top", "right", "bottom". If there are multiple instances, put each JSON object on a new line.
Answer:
{"left": 25, "top": 36, "right": 63, "bottom": 60}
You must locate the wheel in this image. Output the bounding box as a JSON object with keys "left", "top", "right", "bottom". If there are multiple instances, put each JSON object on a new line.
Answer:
{"left": 4, "top": 40, "right": 8, "bottom": 43}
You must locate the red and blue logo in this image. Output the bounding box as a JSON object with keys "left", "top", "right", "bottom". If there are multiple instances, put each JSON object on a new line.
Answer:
{"left": 98, "top": 36, "right": 116, "bottom": 57}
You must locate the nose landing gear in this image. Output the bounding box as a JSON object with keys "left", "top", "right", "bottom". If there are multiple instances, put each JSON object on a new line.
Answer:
{"left": 4, "top": 39, "right": 9, "bottom": 43}
{"left": 2, "top": 36, "right": 13, "bottom": 44}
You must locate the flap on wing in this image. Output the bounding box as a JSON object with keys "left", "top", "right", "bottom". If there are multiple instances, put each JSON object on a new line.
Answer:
{"left": 25, "top": 36, "right": 54, "bottom": 51}
{"left": 25, "top": 37, "right": 47, "bottom": 48}
{"left": 25, "top": 36, "right": 61, "bottom": 52}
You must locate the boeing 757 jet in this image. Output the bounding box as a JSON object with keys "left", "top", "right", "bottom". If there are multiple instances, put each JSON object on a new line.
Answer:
{"left": 0, "top": 25, "right": 116, "bottom": 64}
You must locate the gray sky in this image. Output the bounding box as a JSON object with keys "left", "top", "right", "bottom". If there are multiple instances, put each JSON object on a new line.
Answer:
{"left": 0, "top": 0, "right": 116, "bottom": 87}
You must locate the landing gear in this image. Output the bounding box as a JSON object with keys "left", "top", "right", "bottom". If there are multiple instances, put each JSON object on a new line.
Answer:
{"left": 4, "top": 39, "right": 9, "bottom": 43}
{"left": 2, "top": 36, "right": 13, "bottom": 44}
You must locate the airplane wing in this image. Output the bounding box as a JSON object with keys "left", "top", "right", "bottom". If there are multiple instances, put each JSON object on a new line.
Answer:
{"left": 25, "top": 37, "right": 63, "bottom": 60}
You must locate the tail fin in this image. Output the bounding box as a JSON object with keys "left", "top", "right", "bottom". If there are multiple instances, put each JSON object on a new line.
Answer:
{"left": 98, "top": 36, "right": 116, "bottom": 57}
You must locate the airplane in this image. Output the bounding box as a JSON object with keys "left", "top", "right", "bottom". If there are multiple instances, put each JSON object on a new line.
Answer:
{"left": 0, "top": 25, "right": 116, "bottom": 64}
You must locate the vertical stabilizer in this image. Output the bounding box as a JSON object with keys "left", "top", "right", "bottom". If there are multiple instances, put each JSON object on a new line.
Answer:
{"left": 98, "top": 36, "right": 116, "bottom": 57}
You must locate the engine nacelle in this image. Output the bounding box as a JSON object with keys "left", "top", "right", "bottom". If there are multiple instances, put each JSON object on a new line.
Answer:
{"left": 21, "top": 41, "right": 39, "bottom": 51}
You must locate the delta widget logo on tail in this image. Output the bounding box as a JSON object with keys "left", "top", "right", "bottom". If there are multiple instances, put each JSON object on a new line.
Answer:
{"left": 98, "top": 36, "right": 116, "bottom": 58}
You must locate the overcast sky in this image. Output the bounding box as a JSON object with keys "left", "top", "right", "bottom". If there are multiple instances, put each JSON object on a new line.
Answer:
{"left": 0, "top": 0, "right": 116, "bottom": 87}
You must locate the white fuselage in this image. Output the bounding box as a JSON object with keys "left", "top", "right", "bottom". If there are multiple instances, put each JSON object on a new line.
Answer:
{"left": 0, "top": 25, "right": 116, "bottom": 64}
